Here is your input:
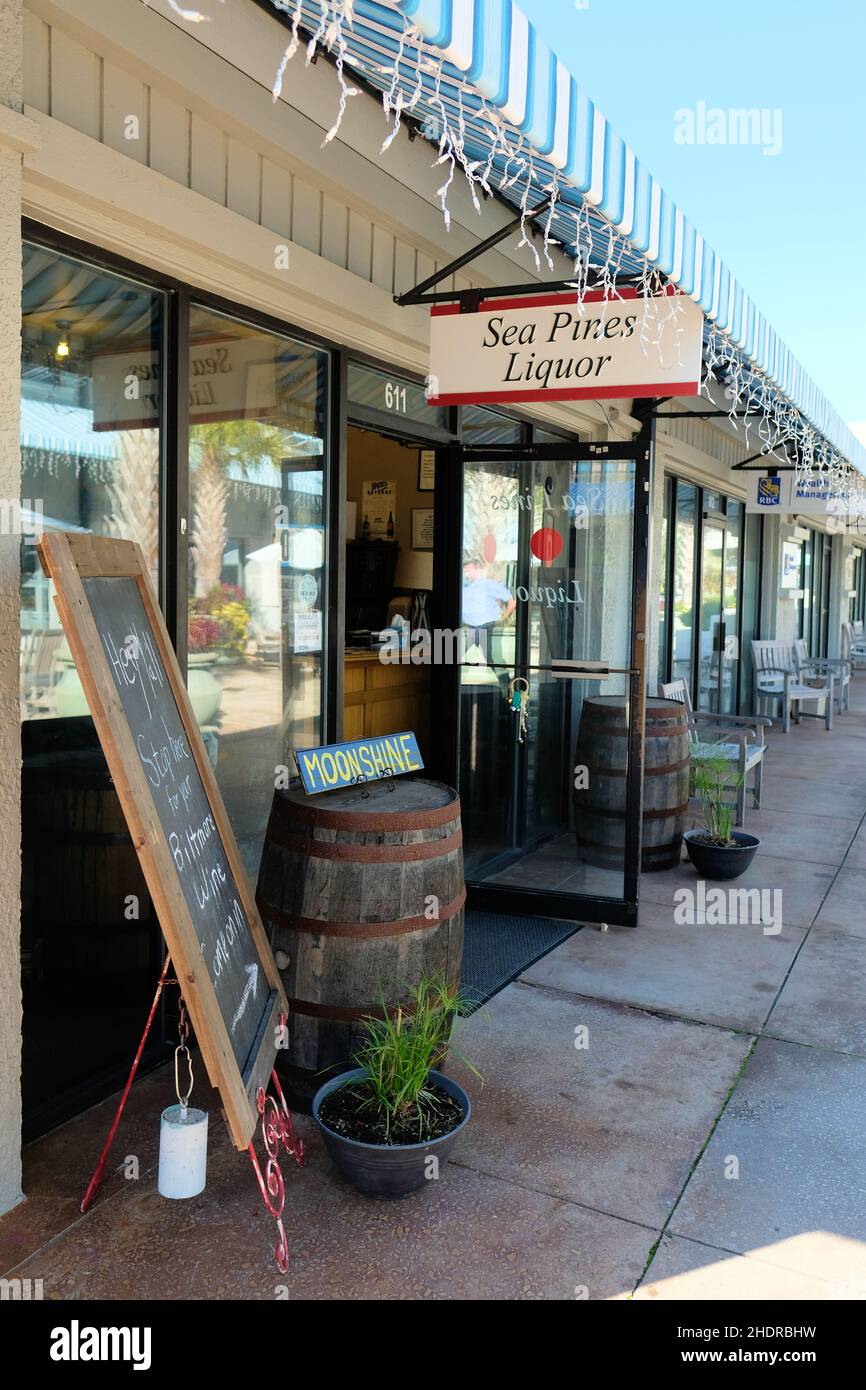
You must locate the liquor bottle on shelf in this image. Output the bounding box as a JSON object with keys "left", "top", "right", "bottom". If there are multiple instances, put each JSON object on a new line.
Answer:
{"left": 362, "top": 513, "right": 370, "bottom": 539}
{"left": 386, "top": 510, "right": 395, "bottom": 539}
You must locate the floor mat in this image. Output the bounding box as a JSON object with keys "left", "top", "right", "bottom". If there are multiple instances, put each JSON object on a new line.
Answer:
{"left": 460, "top": 910, "right": 583, "bottom": 1009}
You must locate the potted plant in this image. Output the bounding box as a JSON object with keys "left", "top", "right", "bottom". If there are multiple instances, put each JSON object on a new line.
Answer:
{"left": 312, "top": 976, "right": 480, "bottom": 1199}
{"left": 683, "top": 753, "right": 760, "bottom": 880}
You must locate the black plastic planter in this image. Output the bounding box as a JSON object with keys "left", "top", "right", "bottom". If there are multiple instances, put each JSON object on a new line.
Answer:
{"left": 683, "top": 829, "right": 760, "bottom": 880}
{"left": 312, "top": 1068, "right": 471, "bottom": 1199}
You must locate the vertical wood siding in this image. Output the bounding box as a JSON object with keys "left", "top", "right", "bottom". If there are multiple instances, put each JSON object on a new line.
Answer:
{"left": 22, "top": 10, "right": 492, "bottom": 303}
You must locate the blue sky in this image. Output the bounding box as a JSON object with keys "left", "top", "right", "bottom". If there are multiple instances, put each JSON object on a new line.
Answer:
{"left": 522, "top": 0, "right": 866, "bottom": 434}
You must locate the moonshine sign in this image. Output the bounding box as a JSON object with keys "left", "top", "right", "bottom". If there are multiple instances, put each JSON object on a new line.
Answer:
{"left": 427, "top": 290, "right": 704, "bottom": 406}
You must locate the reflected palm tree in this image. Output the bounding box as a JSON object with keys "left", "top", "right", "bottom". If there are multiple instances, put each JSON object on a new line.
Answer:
{"left": 103, "top": 428, "right": 160, "bottom": 581}
{"left": 189, "top": 418, "right": 285, "bottom": 596}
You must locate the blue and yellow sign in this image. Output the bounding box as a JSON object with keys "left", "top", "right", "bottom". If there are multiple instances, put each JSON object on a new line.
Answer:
{"left": 294, "top": 732, "right": 424, "bottom": 795}
{"left": 757, "top": 476, "right": 782, "bottom": 507}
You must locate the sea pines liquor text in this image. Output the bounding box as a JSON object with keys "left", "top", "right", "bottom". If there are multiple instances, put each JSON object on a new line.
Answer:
{"left": 480, "top": 308, "right": 638, "bottom": 390}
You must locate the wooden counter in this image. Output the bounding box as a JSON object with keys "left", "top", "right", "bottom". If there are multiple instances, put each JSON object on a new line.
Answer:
{"left": 343, "top": 650, "right": 431, "bottom": 754}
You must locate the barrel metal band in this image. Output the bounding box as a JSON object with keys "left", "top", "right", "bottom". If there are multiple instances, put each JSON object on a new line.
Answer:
{"left": 580, "top": 754, "right": 691, "bottom": 779}
{"left": 262, "top": 886, "right": 466, "bottom": 940}
{"left": 265, "top": 825, "right": 463, "bottom": 863}
{"left": 579, "top": 801, "right": 690, "bottom": 821}
{"left": 581, "top": 722, "right": 688, "bottom": 738}
{"left": 270, "top": 793, "right": 459, "bottom": 832}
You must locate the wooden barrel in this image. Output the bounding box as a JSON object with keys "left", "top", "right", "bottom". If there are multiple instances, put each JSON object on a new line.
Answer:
{"left": 574, "top": 696, "right": 690, "bottom": 872}
{"left": 256, "top": 778, "right": 465, "bottom": 1103}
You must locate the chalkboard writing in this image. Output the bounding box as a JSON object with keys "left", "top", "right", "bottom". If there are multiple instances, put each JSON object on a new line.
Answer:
{"left": 38, "top": 533, "right": 285, "bottom": 1148}
{"left": 83, "top": 576, "right": 267, "bottom": 1074}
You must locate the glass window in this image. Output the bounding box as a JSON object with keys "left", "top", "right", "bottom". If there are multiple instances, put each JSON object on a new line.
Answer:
{"left": 777, "top": 533, "right": 807, "bottom": 641}
{"left": 657, "top": 477, "right": 671, "bottom": 684}
{"left": 20, "top": 241, "right": 166, "bottom": 1135}
{"left": 187, "top": 303, "right": 329, "bottom": 874}
{"left": 846, "top": 548, "right": 859, "bottom": 624}
{"left": 740, "top": 512, "right": 762, "bottom": 709}
{"left": 347, "top": 362, "right": 449, "bottom": 432}
{"left": 21, "top": 242, "right": 164, "bottom": 711}
{"left": 461, "top": 405, "right": 523, "bottom": 449}
{"left": 671, "top": 481, "right": 697, "bottom": 691}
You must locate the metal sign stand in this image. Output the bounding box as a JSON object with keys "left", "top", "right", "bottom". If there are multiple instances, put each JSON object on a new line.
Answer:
{"left": 79, "top": 956, "right": 306, "bottom": 1273}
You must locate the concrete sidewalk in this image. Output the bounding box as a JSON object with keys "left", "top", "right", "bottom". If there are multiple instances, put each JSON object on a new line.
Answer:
{"left": 3, "top": 689, "right": 866, "bottom": 1300}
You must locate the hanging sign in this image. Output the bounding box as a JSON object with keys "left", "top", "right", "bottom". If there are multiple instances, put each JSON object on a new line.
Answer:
{"left": 746, "top": 471, "right": 866, "bottom": 529}
{"left": 295, "top": 732, "right": 424, "bottom": 794}
{"left": 426, "top": 290, "right": 704, "bottom": 406}
{"left": 37, "top": 532, "right": 287, "bottom": 1150}
{"left": 745, "top": 472, "right": 790, "bottom": 514}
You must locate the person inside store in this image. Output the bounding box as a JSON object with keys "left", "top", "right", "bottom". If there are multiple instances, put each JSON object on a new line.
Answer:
{"left": 462, "top": 556, "right": 515, "bottom": 689}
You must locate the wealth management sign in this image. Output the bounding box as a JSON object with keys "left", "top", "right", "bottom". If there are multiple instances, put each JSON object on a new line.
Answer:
{"left": 426, "top": 290, "right": 704, "bottom": 406}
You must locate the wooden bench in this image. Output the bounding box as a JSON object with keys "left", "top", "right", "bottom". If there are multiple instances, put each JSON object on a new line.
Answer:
{"left": 751, "top": 639, "right": 833, "bottom": 732}
{"left": 659, "top": 677, "right": 770, "bottom": 825}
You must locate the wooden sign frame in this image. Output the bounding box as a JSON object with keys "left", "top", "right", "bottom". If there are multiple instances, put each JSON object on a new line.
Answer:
{"left": 38, "top": 532, "right": 288, "bottom": 1149}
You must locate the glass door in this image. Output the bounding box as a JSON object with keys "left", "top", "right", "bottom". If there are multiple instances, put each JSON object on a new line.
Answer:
{"left": 811, "top": 532, "right": 832, "bottom": 656}
{"left": 436, "top": 439, "right": 650, "bottom": 929}
{"left": 697, "top": 502, "right": 742, "bottom": 714}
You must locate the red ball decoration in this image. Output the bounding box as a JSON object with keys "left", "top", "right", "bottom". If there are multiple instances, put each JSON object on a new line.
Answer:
{"left": 529, "top": 527, "right": 563, "bottom": 564}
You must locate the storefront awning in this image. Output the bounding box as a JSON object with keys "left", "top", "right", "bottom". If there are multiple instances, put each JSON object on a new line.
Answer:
{"left": 272, "top": 1, "right": 865, "bottom": 478}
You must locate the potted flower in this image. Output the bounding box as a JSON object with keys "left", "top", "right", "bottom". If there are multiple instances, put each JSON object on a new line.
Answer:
{"left": 200, "top": 582, "right": 251, "bottom": 662}
{"left": 683, "top": 753, "right": 760, "bottom": 880}
{"left": 186, "top": 614, "right": 224, "bottom": 727}
{"left": 312, "top": 976, "right": 480, "bottom": 1199}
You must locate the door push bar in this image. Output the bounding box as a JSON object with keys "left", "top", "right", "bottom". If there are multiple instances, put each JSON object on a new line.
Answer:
{"left": 460, "top": 659, "right": 639, "bottom": 679}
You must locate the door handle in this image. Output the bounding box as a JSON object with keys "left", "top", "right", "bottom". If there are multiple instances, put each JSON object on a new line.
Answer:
{"left": 461, "top": 659, "right": 637, "bottom": 678}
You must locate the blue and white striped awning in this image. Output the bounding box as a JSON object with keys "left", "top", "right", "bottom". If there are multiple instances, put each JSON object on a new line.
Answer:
{"left": 270, "top": 1, "right": 865, "bottom": 475}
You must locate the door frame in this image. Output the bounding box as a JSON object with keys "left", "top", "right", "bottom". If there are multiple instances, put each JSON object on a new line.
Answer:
{"left": 431, "top": 436, "right": 652, "bottom": 930}
{"left": 694, "top": 497, "right": 746, "bottom": 714}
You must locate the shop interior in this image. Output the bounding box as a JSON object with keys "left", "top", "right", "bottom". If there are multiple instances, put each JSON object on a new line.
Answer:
{"left": 344, "top": 425, "right": 435, "bottom": 762}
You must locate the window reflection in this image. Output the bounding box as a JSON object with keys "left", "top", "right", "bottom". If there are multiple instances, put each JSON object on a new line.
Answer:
{"left": 671, "top": 482, "right": 696, "bottom": 689}
{"left": 19, "top": 240, "right": 165, "bottom": 1136}
{"left": 186, "top": 304, "right": 328, "bottom": 873}
{"left": 20, "top": 242, "right": 163, "bottom": 718}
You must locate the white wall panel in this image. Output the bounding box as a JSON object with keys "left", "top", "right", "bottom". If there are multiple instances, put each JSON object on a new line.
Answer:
{"left": 102, "top": 59, "right": 147, "bottom": 163}
{"left": 321, "top": 193, "right": 348, "bottom": 269}
{"left": 260, "top": 157, "right": 292, "bottom": 238}
{"left": 23, "top": 10, "right": 49, "bottom": 113}
{"left": 226, "top": 136, "right": 260, "bottom": 223}
{"left": 50, "top": 29, "right": 100, "bottom": 139}
{"left": 415, "top": 251, "right": 435, "bottom": 290}
{"left": 347, "top": 209, "right": 372, "bottom": 281}
{"left": 292, "top": 175, "right": 321, "bottom": 255}
{"left": 149, "top": 89, "right": 189, "bottom": 187}
{"left": 189, "top": 111, "right": 226, "bottom": 205}
{"left": 371, "top": 224, "right": 394, "bottom": 293}
{"left": 25, "top": 0, "right": 583, "bottom": 346}
{"left": 393, "top": 239, "right": 417, "bottom": 298}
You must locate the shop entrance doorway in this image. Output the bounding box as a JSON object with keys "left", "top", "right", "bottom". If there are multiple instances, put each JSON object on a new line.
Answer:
{"left": 432, "top": 437, "right": 651, "bottom": 929}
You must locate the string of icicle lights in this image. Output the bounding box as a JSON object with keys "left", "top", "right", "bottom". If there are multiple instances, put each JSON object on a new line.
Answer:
{"left": 180, "top": 0, "right": 859, "bottom": 500}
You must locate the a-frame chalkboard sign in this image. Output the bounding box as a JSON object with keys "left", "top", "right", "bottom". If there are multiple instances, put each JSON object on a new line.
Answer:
{"left": 38, "top": 532, "right": 288, "bottom": 1150}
